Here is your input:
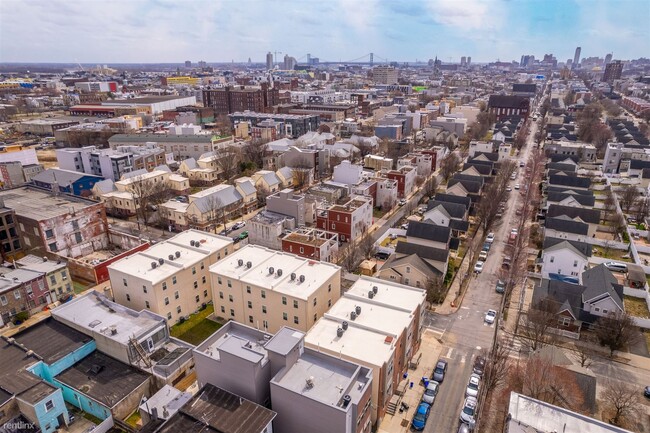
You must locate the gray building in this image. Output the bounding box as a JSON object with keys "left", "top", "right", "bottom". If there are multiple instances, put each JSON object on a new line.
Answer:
{"left": 193, "top": 322, "right": 373, "bottom": 433}
{"left": 248, "top": 211, "right": 295, "bottom": 250}
{"left": 229, "top": 112, "right": 319, "bottom": 139}
{"left": 266, "top": 188, "right": 306, "bottom": 227}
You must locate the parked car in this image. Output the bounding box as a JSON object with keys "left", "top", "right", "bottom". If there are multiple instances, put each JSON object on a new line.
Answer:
{"left": 482, "top": 242, "right": 491, "bottom": 252}
{"left": 474, "top": 261, "right": 484, "bottom": 273}
{"left": 478, "top": 250, "right": 488, "bottom": 261}
{"left": 219, "top": 227, "right": 231, "bottom": 236}
{"left": 644, "top": 386, "right": 650, "bottom": 398}
{"left": 432, "top": 359, "right": 448, "bottom": 383}
{"left": 604, "top": 261, "right": 628, "bottom": 273}
{"left": 398, "top": 199, "right": 407, "bottom": 206}
{"left": 232, "top": 236, "right": 240, "bottom": 243}
{"left": 473, "top": 356, "right": 486, "bottom": 376}
{"left": 411, "top": 402, "right": 431, "bottom": 431}
{"left": 375, "top": 251, "right": 390, "bottom": 261}
{"left": 239, "top": 230, "right": 249, "bottom": 240}
{"left": 484, "top": 309, "right": 497, "bottom": 325}
{"left": 495, "top": 280, "right": 505, "bottom": 294}
{"left": 465, "top": 374, "right": 481, "bottom": 398}
{"left": 514, "top": 183, "right": 520, "bottom": 190}
{"left": 459, "top": 396, "right": 478, "bottom": 424}
{"left": 401, "top": 222, "right": 410, "bottom": 230}
{"left": 486, "top": 232, "right": 495, "bottom": 243}
{"left": 506, "top": 186, "right": 512, "bottom": 192}
{"left": 457, "top": 423, "right": 471, "bottom": 433}
{"left": 232, "top": 221, "right": 246, "bottom": 230}
{"left": 510, "top": 173, "right": 517, "bottom": 180}
{"left": 422, "top": 381, "right": 440, "bottom": 405}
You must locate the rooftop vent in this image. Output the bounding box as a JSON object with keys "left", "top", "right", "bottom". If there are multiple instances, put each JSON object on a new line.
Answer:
{"left": 299, "top": 275, "right": 305, "bottom": 283}
{"left": 158, "top": 258, "right": 164, "bottom": 265}
{"left": 168, "top": 254, "right": 174, "bottom": 261}
{"left": 26, "top": 350, "right": 34, "bottom": 357}
{"left": 269, "top": 267, "right": 275, "bottom": 275}
{"left": 290, "top": 273, "right": 296, "bottom": 281}
{"left": 151, "top": 262, "right": 157, "bottom": 269}
{"left": 350, "top": 310, "right": 357, "bottom": 320}
{"left": 368, "top": 290, "right": 374, "bottom": 299}
{"left": 276, "top": 269, "right": 283, "bottom": 277}
{"left": 372, "top": 285, "right": 378, "bottom": 294}
{"left": 175, "top": 251, "right": 180, "bottom": 258}
{"left": 336, "top": 327, "right": 344, "bottom": 338}
{"left": 238, "top": 259, "right": 244, "bottom": 267}
{"left": 356, "top": 305, "right": 362, "bottom": 315}
{"left": 89, "top": 364, "right": 104, "bottom": 375}
{"left": 342, "top": 321, "right": 348, "bottom": 330}
{"left": 342, "top": 394, "right": 351, "bottom": 408}
{"left": 306, "top": 376, "right": 315, "bottom": 388}
{"left": 190, "top": 240, "right": 196, "bottom": 247}
{"left": 247, "top": 261, "right": 252, "bottom": 269}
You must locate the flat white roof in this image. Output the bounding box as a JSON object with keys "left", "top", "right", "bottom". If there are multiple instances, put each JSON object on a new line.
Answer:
{"left": 115, "top": 169, "right": 167, "bottom": 186}
{"left": 191, "top": 183, "right": 229, "bottom": 199}
{"left": 108, "top": 229, "right": 232, "bottom": 284}
{"left": 210, "top": 245, "right": 340, "bottom": 300}
{"left": 195, "top": 321, "right": 271, "bottom": 364}
{"left": 160, "top": 200, "right": 189, "bottom": 211}
{"left": 51, "top": 290, "right": 164, "bottom": 344}
{"left": 345, "top": 276, "right": 425, "bottom": 314}
{"left": 325, "top": 296, "right": 412, "bottom": 337}
{"left": 304, "top": 317, "right": 395, "bottom": 368}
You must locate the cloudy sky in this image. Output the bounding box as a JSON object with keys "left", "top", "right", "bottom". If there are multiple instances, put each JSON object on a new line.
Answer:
{"left": 1, "top": 0, "right": 648, "bottom": 64}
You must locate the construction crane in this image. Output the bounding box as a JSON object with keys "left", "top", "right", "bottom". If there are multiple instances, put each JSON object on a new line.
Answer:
{"left": 75, "top": 58, "right": 85, "bottom": 72}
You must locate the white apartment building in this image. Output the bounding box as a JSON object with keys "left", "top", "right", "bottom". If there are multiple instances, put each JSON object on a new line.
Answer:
{"left": 210, "top": 245, "right": 342, "bottom": 334}
{"left": 108, "top": 229, "right": 233, "bottom": 323}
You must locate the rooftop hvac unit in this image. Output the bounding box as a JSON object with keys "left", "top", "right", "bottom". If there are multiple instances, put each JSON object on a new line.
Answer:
{"left": 158, "top": 258, "right": 164, "bottom": 265}
{"left": 247, "top": 261, "right": 252, "bottom": 269}
{"left": 168, "top": 254, "right": 174, "bottom": 261}
{"left": 190, "top": 240, "right": 196, "bottom": 247}
{"left": 175, "top": 251, "right": 180, "bottom": 258}
{"left": 269, "top": 267, "right": 275, "bottom": 275}
{"left": 342, "top": 394, "right": 351, "bottom": 408}
{"left": 372, "top": 285, "right": 378, "bottom": 294}
{"left": 238, "top": 259, "right": 244, "bottom": 267}
{"left": 306, "top": 376, "right": 315, "bottom": 388}
{"left": 277, "top": 269, "right": 283, "bottom": 277}
{"left": 290, "top": 273, "right": 296, "bottom": 281}
{"left": 350, "top": 310, "right": 357, "bottom": 320}
{"left": 151, "top": 262, "right": 157, "bottom": 269}
{"left": 336, "top": 327, "right": 344, "bottom": 337}
{"left": 368, "top": 290, "right": 374, "bottom": 299}
{"left": 342, "top": 321, "right": 348, "bottom": 330}
{"left": 356, "top": 305, "right": 361, "bottom": 315}
{"left": 299, "top": 275, "right": 305, "bottom": 283}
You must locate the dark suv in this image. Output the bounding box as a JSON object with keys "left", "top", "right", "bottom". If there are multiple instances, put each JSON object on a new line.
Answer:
{"left": 473, "top": 356, "right": 486, "bottom": 377}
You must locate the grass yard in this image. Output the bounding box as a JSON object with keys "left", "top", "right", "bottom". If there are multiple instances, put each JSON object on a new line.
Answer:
{"left": 624, "top": 296, "right": 650, "bottom": 318}
{"left": 72, "top": 280, "right": 92, "bottom": 294}
{"left": 592, "top": 247, "right": 633, "bottom": 262}
{"left": 125, "top": 411, "right": 142, "bottom": 428}
{"left": 170, "top": 304, "right": 222, "bottom": 345}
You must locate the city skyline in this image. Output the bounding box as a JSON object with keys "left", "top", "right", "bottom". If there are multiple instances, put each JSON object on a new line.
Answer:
{"left": 1, "top": 0, "right": 648, "bottom": 65}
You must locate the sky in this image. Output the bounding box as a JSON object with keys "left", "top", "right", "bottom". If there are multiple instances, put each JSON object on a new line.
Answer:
{"left": 1, "top": 0, "right": 648, "bottom": 64}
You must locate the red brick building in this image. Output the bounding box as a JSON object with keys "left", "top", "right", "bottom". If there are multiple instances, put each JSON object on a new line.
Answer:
{"left": 281, "top": 228, "right": 339, "bottom": 262}
{"left": 316, "top": 196, "right": 373, "bottom": 242}
{"left": 203, "top": 84, "right": 279, "bottom": 115}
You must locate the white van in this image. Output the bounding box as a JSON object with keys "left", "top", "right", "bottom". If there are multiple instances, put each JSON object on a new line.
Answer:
{"left": 603, "top": 261, "right": 628, "bottom": 273}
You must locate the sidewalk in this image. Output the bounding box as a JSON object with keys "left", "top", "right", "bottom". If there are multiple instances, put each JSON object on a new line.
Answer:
{"left": 376, "top": 330, "right": 443, "bottom": 433}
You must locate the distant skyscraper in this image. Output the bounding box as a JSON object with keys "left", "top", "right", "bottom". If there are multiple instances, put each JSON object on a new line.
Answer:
{"left": 573, "top": 46, "right": 581, "bottom": 69}
{"left": 603, "top": 60, "right": 623, "bottom": 82}
{"left": 283, "top": 54, "right": 297, "bottom": 70}
{"left": 467, "top": 56, "right": 471, "bottom": 66}
{"left": 266, "top": 52, "right": 273, "bottom": 70}
{"left": 184, "top": 60, "right": 191, "bottom": 68}
{"left": 461, "top": 56, "right": 467, "bottom": 66}
{"left": 604, "top": 53, "right": 613, "bottom": 65}
{"left": 198, "top": 60, "right": 207, "bottom": 68}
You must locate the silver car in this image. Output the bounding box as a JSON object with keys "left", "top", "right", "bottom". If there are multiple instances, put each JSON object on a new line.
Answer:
{"left": 422, "top": 381, "right": 440, "bottom": 405}
{"left": 460, "top": 396, "right": 477, "bottom": 424}
{"left": 465, "top": 373, "right": 480, "bottom": 398}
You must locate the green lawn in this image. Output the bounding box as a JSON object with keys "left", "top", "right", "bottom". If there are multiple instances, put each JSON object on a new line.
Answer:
{"left": 72, "top": 280, "right": 92, "bottom": 294}
{"left": 170, "top": 304, "right": 222, "bottom": 345}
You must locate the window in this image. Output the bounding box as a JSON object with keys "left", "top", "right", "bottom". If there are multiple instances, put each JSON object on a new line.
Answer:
{"left": 283, "top": 312, "right": 288, "bottom": 321}
{"left": 74, "top": 232, "right": 82, "bottom": 243}
{"left": 227, "top": 279, "right": 232, "bottom": 288}
{"left": 282, "top": 296, "right": 287, "bottom": 305}
{"left": 248, "top": 301, "right": 252, "bottom": 309}
{"left": 164, "top": 297, "right": 169, "bottom": 305}
{"left": 300, "top": 247, "right": 304, "bottom": 254}
{"left": 328, "top": 283, "right": 332, "bottom": 292}
{"left": 50, "top": 275, "right": 56, "bottom": 285}
{"left": 218, "top": 277, "right": 222, "bottom": 285}
{"left": 177, "top": 306, "right": 182, "bottom": 314}
{"left": 126, "top": 294, "right": 131, "bottom": 301}
{"left": 603, "top": 309, "right": 608, "bottom": 314}
{"left": 313, "top": 298, "right": 317, "bottom": 306}
{"left": 246, "top": 286, "right": 251, "bottom": 294}
{"left": 0, "top": 295, "right": 7, "bottom": 306}
{"left": 261, "top": 290, "right": 266, "bottom": 299}
{"left": 200, "top": 262, "right": 205, "bottom": 270}
{"left": 328, "top": 299, "right": 332, "bottom": 307}
{"left": 202, "top": 276, "right": 206, "bottom": 284}
{"left": 293, "top": 300, "right": 298, "bottom": 309}
{"left": 249, "top": 315, "right": 254, "bottom": 323}
{"left": 192, "top": 266, "right": 196, "bottom": 275}
{"left": 48, "top": 242, "right": 57, "bottom": 252}
{"left": 167, "top": 312, "right": 172, "bottom": 320}
{"left": 221, "top": 306, "right": 225, "bottom": 313}
{"left": 404, "top": 278, "right": 410, "bottom": 285}
{"left": 230, "top": 309, "right": 235, "bottom": 317}
{"left": 193, "top": 281, "right": 198, "bottom": 289}
{"left": 13, "top": 290, "right": 20, "bottom": 300}
{"left": 172, "top": 276, "right": 177, "bottom": 285}
{"left": 406, "top": 266, "right": 411, "bottom": 273}
{"left": 558, "top": 317, "right": 571, "bottom": 327}
{"left": 550, "top": 256, "right": 554, "bottom": 263}
{"left": 174, "top": 291, "right": 179, "bottom": 299}
{"left": 219, "top": 291, "right": 224, "bottom": 299}
{"left": 263, "top": 320, "right": 269, "bottom": 330}
{"left": 123, "top": 278, "right": 128, "bottom": 287}
{"left": 45, "top": 400, "right": 54, "bottom": 411}
{"left": 143, "top": 285, "right": 147, "bottom": 293}
{"left": 573, "top": 260, "right": 578, "bottom": 267}
{"left": 262, "top": 306, "right": 267, "bottom": 314}
{"left": 294, "top": 316, "right": 299, "bottom": 325}
{"left": 594, "top": 307, "right": 600, "bottom": 312}
{"left": 145, "top": 301, "right": 150, "bottom": 309}
{"left": 204, "top": 289, "right": 208, "bottom": 298}
{"left": 45, "top": 229, "right": 54, "bottom": 239}
{"left": 229, "top": 295, "right": 233, "bottom": 302}
{"left": 162, "top": 282, "right": 167, "bottom": 290}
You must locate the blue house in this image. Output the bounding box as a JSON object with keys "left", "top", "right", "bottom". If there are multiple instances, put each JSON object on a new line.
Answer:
{"left": 32, "top": 168, "right": 103, "bottom": 197}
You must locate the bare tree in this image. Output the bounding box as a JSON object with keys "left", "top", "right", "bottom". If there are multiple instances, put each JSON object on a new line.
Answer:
{"left": 243, "top": 138, "right": 269, "bottom": 170}
{"left": 517, "top": 298, "right": 558, "bottom": 352}
{"left": 338, "top": 242, "right": 359, "bottom": 273}
{"left": 602, "top": 380, "right": 640, "bottom": 427}
{"left": 256, "top": 185, "right": 270, "bottom": 207}
{"left": 439, "top": 153, "right": 460, "bottom": 184}
{"left": 422, "top": 175, "right": 438, "bottom": 198}
{"left": 127, "top": 174, "right": 171, "bottom": 230}
{"left": 213, "top": 146, "right": 240, "bottom": 184}
{"left": 635, "top": 196, "right": 650, "bottom": 223}
{"left": 358, "top": 225, "right": 376, "bottom": 260}
{"left": 618, "top": 184, "right": 639, "bottom": 214}
{"left": 593, "top": 311, "right": 640, "bottom": 357}
{"left": 475, "top": 160, "right": 516, "bottom": 231}
{"left": 425, "top": 275, "right": 446, "bottom": 304}
{"left": 481, "top": 343, "right": 511, "bottom": 391}
{"left": 569, "top": 342, "right": 594, "bottom": 368}
{"left": 603, "top": 189, "right": 617, "bottom": 222}
{"left": 203, "top": 193, "right": 226, "bottom": 233}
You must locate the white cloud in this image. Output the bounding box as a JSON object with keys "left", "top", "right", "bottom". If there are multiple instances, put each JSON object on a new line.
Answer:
{"left": 426, "top": 0, "right": 504, "bottom": 32}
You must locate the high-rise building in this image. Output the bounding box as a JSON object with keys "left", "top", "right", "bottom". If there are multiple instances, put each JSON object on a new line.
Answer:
{"left": 603, "top": 60, "right": 623, "bottom": 82}
{"left": 573, "top": 47, "right": 581, "bottom": 69}
{"left": 461, "top": 56, "right": 467, "bottom": 66}
{"left": 184, "top": 60, "right": 191, "bottom": 68}
{"left": 283, "top": 54, "right": 297, "bottom": 70}
{"left": 604, "top": 53, "right": 613, "bottom": 65}
{"left": 203, "top": 83, "right": 279, "bottom": 115}
{"left": 266, "top": 52, "right": 273, "bottom": 70}
{"left": 372, "top": 66, "right": 398, "bottom": 84}
{"left": 467, "top": 56, "right": 471, "bottom": 65}
{"left": 198, "top": 60, "right": 207, "bottom": 68}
